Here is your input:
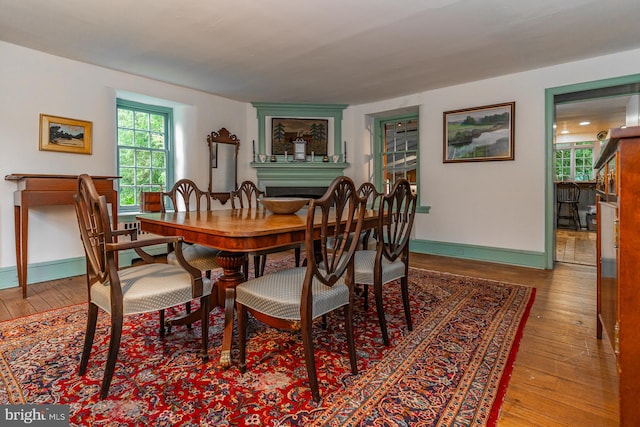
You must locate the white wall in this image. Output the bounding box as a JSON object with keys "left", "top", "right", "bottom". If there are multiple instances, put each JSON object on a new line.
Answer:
{"left": 3, "top": 39, "right": 640, "bottom": 280}
{"left": 0, "top": 41, "right": 248, "bottom": 273}
{"left": 345, "top": 48, "right": 640, "bottom": 254}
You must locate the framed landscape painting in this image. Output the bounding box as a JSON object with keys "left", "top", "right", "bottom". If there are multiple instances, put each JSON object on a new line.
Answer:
{"left": 271, "top": 118, "right": 328, "bottom": 155}
{"left": 39, "top": 114, "right": 92, "bottom": 155}
{"left": 443, "top": 102, "right": 515, "bottom": 163}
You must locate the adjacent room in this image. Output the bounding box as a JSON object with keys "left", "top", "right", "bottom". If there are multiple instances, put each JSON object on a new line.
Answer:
{"left": 1, "top": 1, "right": 639, "bottom": 426}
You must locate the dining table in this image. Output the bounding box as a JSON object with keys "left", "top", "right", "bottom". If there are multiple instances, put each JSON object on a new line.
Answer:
{"left": 137, "top": 205, "right": 378, "bottom": 367}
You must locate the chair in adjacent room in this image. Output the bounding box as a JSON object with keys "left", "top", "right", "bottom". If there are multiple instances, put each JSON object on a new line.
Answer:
{"left": 162, "top": 179, "right": 221, "bottom": 277}
{"left": 230, "top": 180, "right": 301, "bottom": 278}
{"left": 556, "top": 182, "right": 582, "bottom": 230}
{"left": 354, "top": 179, "right": 417, "bottom": 346}
{"left": 74, "top": 174, "right": 212, "bottom": 399}
{"left": 235, "top": 176, "right": 366, "bottom": 402}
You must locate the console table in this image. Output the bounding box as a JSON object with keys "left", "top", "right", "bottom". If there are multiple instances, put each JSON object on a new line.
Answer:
{"left": 5, "top": 174, "right": 119, "bottom": 298}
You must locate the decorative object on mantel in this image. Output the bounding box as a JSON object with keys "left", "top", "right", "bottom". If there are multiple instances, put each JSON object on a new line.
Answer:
{"left": 270, "top": 155, "right": 277, "bottom": 162}
{"left": 259, "top": 197, "right": 308, "bottom": 214}
{"left": 293, "top": 137, "right": 307, "bottom": 161}
{"left": 271, "top": 118, "right": 328, "bottom": 155}
{"left": 39, "top": 114, "right": 92, "bottom": 155}
{"left": 0, "top": 263, "right": 535, "bottom": 426}
{"left": 343, "top": 140, "right": 347, "bottom": 163}
{"left": 323, "top": 155, "right": 329, "bottom": 162}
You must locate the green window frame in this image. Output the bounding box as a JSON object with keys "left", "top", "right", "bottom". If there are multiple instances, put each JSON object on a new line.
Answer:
{"left": 116, "top": 99, "right": 173, "bottom": 212}
{"left": 374, "top": 114, "right": 419, "bottom": 195}
{"left": 554, "top": 141, "right": 594, "bottom": 182}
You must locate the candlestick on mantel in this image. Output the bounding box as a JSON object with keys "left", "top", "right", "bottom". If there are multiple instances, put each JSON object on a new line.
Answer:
{"left": 252, "top": 140, "right": 256, "bottom": 162}
{"left": 344, "top": 140, "right": 347, "bottom": 162}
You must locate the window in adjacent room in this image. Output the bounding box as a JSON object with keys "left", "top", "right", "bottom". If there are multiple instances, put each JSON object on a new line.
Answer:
{"left": 554, "top": 141, "right": 594, "bottom": 181}
{"left": 375, "top": 115, "right": 419, "bottom": 195}
{"left": 116, "top": 99, "right": 173, "bottom": 212}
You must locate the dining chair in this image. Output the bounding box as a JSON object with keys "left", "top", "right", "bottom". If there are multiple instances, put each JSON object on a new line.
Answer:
{"left": 556, "top": 181, "right": 582, "bottom": 230}
{"left": 354, "top": 178, "right": 417, "bottom": 346}
{"left": 230, "top": 180, "right": 301, "bottom": 278}
{"left": 162, "top": 179, "right": 221, "bottom": 277}
{"left": 235, "top": 176, "right": 366, "bottom": 402}
{"left": 74, "top": 174, "right": 212, "bottom": 399}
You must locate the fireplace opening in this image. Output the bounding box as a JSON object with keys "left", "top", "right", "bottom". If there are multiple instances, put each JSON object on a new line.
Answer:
{"left": 266, "top": 186, "right": 328, "bottom": 199}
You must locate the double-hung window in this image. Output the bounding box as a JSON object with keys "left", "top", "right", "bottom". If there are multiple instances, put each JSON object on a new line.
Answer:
{"left": 375, "top": 115, "right": 419, "bottom": 195}
{"left": 116, "top": 99, "right": 173, "bottom": 212}
{"left": 554, "top": 141, "right": 594, "bottom": 181}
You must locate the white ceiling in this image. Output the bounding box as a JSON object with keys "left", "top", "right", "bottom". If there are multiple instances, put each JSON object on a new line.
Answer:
{"left": 2, "top": 0, "right": 640, "bottom": 106}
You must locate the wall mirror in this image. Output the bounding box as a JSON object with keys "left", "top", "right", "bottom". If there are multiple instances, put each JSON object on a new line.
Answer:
{"left": 207, "top": 127, "right": 239, "bottom": 204}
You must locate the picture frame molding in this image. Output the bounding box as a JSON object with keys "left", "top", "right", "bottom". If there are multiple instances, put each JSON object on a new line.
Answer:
{"left": 39, "top": 114, "right": 92, "bottom": 155}
{"left": 443, "top": 102, "right": 515, "bottom": 163}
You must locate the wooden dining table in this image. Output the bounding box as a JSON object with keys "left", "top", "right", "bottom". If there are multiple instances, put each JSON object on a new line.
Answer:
{"left": 137, "top": 205, "right": 378, "bottom": 367}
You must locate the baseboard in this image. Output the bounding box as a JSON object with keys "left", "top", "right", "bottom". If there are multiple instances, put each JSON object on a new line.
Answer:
{"left": 0, "top": 246, "right": 168, "bottom": 290}
{"left": 410, "top": 239, "right": 546, "bottom": 269}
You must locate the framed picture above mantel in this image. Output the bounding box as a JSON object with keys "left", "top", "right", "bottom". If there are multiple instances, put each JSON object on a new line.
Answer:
{"left": 252, "top": 102, "right": 347, "bottom": 160}
{"left": 271, "top": 118, "right": 328, "bottom": 156}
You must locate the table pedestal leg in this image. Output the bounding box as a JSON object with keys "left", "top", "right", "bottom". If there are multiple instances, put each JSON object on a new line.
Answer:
{"left": 215, "top": 251, "right": 247, "bottom": 367}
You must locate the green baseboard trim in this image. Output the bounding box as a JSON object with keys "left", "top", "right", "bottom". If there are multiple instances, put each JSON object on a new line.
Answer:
{"left": 0, "top": 246, "right": 168, "bottom": 290}
{"left": 410, "top": 239, "right": 546, "bottom": 269}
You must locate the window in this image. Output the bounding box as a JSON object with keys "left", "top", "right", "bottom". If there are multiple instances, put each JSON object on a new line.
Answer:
{"left": 375, "top": 115, "right": 419, "bottom": 195}
{"left": 116, "top": 99, "right": 173, "bottom": 212}
{"left": 554, "top": 141, "right": 594, "bottom": 181}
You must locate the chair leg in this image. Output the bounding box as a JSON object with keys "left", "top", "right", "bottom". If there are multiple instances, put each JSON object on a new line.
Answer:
{"left": 159, "top": 309, "right": 165, "bottom": 337}
{"left": 100, "top": 311, "right": 124, "bottom": 399}
{"left": 237, "top": 304, "right": 248, "bottom": 373}
{"left": 301, "top": 311, "right": 320, "bottom": 402}
{"left": 259, "top": 255, "right": 267, "bottom": 277}
{"left": 400, "top": 276, "right": 413, "bottom": 331}
{"left": 375, "top": 282, "right": 390, "bottom": 346}
{"left": 244, "top": 259, "right": 250, "bottom": 280}
{"left": 294, "top": 247, "right": 301, "bottom": 267}
{"left": 253, "top": 255, "right": 261, "bottom": 278}
{"left": 79, "top": 302, "right": 99, "bottom": 376}
{"left": 185, "top": 301, "right": 192, "bottom": 330}
{"left": 343, "top": 305, "right": 358, "bottom": 375}
{"left": 200, "top": 296, "right": 209, "bottom": 362}
{"left": 363, "top": 284, "right": 369, "bottom": 310}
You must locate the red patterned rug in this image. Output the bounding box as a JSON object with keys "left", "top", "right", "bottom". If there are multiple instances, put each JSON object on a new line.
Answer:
{"left": 0, "top": 263, "right": 534, "bottom": 426}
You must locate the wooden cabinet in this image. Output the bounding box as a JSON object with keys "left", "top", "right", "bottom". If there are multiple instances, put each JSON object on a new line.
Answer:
{"left": 594, "top": 126, "right": 640, "bottom": 426}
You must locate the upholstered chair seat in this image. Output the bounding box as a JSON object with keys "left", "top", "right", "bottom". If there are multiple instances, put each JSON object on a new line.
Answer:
{"left": 167, "top": 244, "right": 221, "bottom": 274}
{"left": 354, "top": 250, "right": 405, "bottom": 286}
{"left": 236, "top": 267, "right": 348, "bottom": 320}
{"left": 90, "top": 263, "right": 213, "bottom": 316}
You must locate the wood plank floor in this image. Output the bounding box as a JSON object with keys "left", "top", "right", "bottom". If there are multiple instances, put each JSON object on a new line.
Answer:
{"left": 556, "top": 229, "right": 596, "bottom": 266}
{"left": 0, "top": 253, "right": 619, "bottom": 426}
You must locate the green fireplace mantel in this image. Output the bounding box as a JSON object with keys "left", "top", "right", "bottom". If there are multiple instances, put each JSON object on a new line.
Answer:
{"left": 251, "top": 102, "right": 348, "bottom": 156}
{"left": 252, "top": 161, "right": 349, "bottom": 189}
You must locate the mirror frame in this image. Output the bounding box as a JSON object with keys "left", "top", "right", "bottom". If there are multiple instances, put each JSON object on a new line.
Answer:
{"left": 207, "top": 127, "right": 239, "bottom": 204}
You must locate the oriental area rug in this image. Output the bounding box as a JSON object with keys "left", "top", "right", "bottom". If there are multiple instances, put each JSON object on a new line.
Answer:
{"left": 0, "top": 265, "right": 535, "bottom": 426}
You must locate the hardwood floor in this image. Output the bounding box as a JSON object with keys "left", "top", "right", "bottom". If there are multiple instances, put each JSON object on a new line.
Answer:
{"left": 0, "top": 254, "right": 619, "bottom": 426}
{"left": 556, "top": 229, "right": 597, "bottom": 266}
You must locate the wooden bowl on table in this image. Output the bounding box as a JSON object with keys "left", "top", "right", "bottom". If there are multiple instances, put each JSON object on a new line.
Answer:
{"left": 259, "top": 197, "right": 309, "bottom": 214}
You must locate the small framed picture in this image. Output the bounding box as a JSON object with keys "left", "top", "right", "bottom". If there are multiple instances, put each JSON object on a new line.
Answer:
{"left": 39, "top": 114, "right": 92, "bottom": 155}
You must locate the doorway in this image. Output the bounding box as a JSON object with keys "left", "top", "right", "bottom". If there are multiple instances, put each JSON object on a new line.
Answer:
{"left": 546, "top": 76, "right": 640, "bottom": 268}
